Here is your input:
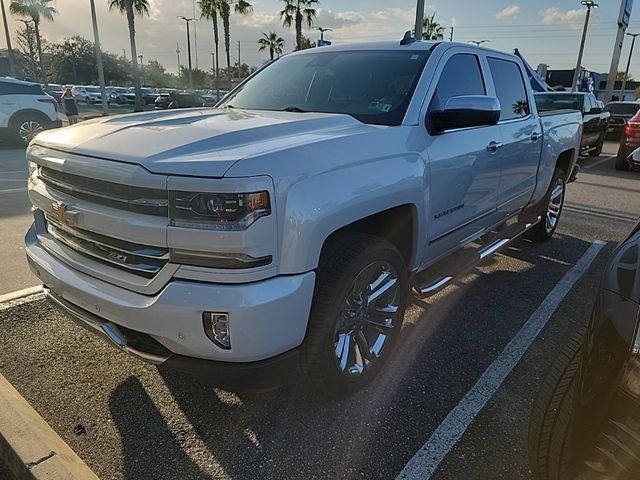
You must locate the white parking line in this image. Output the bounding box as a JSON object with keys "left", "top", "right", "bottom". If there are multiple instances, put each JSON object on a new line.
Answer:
{"left": 396, "top": 241, "right": 606, "bottom": 480}
{"left": 584, "top": 155, "right": 615, "bottom": 169}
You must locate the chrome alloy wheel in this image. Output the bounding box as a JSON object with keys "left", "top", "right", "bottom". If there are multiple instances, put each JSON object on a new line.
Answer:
{"left": 19, "top": 120, "right": 44, "bottom": 143}
{"left": 334, "top": 261, "right": 401, "bottom": 377}
{"left": 545, "top": 177, "right": 564, "bottom": 235}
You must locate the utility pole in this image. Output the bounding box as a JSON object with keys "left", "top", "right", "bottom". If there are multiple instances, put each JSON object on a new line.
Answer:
{"left": 571, "top": 1, "right": 598, "bottom": 92}
{"left": 604, "top": 0, "right": 634, "bottom": 102}
{"left": 138, "top": 54, "right": 144, "bottom": 85}
{"left": 237, "top": 40, "right": 241, "bottom": 81}
{"left": 178, "top": 16, "right": 194, "bottom": 90}
{"left": 449, "top": 26, "right": 454, "bottom": 42}
{"left": 176, "top": 42, "right": 180, "bottom": 72}
{"left": 122, "top": 48, "right": 126, "bottom": 60}
{"left": 89, "top": 0, "right": 108, "bottom": 116}
{"left": 1, "top": 0, "right": 15, "bottom": 77}
{"left": 620, "top": 33, "right": 639, "bottom": 100}
{"left": 414, "top": 0, "right": 426, "bottom": 40}
{"left": 192, "top": 0, "right": 199, "bottom": 69}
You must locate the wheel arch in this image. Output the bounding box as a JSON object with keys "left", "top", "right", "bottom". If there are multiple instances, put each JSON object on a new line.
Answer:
{"left": 8, "top": 109, "right": 52, "bottom": 128}
{"left": 555, "top": 149, "right": 575, "bottom": 175}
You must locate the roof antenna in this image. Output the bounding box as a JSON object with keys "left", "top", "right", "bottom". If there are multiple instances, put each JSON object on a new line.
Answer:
{"left": 400, "top": 30, "right": 416, "bottom": 46}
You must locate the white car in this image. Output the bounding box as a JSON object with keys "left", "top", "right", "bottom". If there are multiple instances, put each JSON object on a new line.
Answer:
{"left": 71, "top": 86, "right": 103, "bottom": 104}
{"left": 0, "top": 77, "right": 61, "bottom": 145}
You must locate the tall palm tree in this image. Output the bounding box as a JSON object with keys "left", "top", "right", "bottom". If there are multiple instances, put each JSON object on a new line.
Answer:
{"left": 9, "top": 0, "right": 57, "bottom": 87}
{"left": 279, "top": 0, "right": 318, "bottom": 51}
{"left": 199, "top": 0, "right": 222, "bottom": 93}
{"left": 422, "top": 13, "right": 444, "bottom": 41}
{"left": 257, "top": 31, "right": 284, "bottom": 61}
{"left": 108, "top": 0, "right": 149, "bottom": 112}
{"left": 218, "top": 0, "right": 251, "bottom": 89}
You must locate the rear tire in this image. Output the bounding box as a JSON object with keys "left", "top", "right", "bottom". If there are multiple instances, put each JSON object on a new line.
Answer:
{"left": 10, "top": 113, "right": 48, "bottom": 146}
{"left": 616, "top": 150, "right": 630, "bottom": 171}
{"left": 300, "top": 233, "right": 408, "bottom": 398}
{"left": 528, "top": 329, "right": 585, "bottom": 480}
{"left": 588, "top": 133, "right": 604, "bottom": 157}
{"left": 528, "top": 168, "right": 566, "bottom": 242}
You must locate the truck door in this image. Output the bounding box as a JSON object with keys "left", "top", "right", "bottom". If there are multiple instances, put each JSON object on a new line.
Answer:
{"left": 486, "top": 56, "right": 542, "bottom": 214}
{"left": 426, "top": 52, "right": 502, "bottom": 244}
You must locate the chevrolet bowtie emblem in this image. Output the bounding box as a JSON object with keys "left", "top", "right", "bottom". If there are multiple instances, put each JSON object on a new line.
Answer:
{"left": 51, "top": 202, "right": 73, "bottom": 225}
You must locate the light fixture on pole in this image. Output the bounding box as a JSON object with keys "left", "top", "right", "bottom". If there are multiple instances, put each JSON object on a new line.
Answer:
{"left": 314, "top": 26, "right": 332, "bottom": 44}
{"left": 468, "top": 40, "right": 489, "bottom": 46}
{"left": 620, "top": 32, "right": 639, "bottom": 100}
{"left": 571, "top": 0, "right": 599, "bottom": 92}
{"left": 178, "top": 16, "right": 195, "bottom": 90}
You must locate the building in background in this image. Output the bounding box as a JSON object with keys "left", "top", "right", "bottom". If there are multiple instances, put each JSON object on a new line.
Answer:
{"left": 545, "top": 67, "right": 639, "bottom": 101}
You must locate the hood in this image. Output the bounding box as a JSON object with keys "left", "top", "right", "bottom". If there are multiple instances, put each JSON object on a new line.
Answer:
{"left": 33, "top": 108, "right": 369, "bottom": 178}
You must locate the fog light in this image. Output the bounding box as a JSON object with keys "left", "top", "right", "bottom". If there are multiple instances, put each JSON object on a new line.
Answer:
{"left": 203, "top": 312, "right": 231, "bottom": 349}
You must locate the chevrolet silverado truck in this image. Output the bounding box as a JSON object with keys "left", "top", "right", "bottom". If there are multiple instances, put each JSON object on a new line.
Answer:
{"left": 24, "top": 39, "right": 583, "bottom": 397}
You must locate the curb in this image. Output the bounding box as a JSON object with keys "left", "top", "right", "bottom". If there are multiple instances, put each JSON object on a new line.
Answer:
{"left": 0, "top": 287, "right": 43, "bottom": 305}
{"left": 0, "top": 373, "right": 100, "bottom": 480}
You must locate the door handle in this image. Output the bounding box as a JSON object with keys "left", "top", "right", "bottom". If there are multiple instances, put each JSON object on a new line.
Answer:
{"left": 486, "top": 141, "right": 503, "bottom": 153}
{"left": 530, "top": 132, "right": 542, "bottom": 142}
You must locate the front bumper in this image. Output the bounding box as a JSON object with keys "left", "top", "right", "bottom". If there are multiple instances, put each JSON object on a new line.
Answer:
{"left": 26, "top": 223, "right": 315, "bottom": 367}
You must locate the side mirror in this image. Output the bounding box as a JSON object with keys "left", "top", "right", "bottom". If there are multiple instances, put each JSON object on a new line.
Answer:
{"left": 429, "top": 96, "right": 501, "bottom": 133}
{"left": 588, "top": 107, "right": 603, "bottom": 115}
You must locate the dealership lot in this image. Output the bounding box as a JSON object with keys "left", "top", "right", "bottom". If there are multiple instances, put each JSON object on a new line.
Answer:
{"left": 0, "top": 142, "right": 638, "bottom": 480}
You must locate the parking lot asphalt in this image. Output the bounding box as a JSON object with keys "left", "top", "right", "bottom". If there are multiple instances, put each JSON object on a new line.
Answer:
{"left": 0, "top": 142, "right": 638, "bottom": 480}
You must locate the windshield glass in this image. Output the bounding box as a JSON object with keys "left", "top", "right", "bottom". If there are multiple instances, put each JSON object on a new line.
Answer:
{"left": 604, "top": 103, "right": 640, "bottom": 115}
{"left": 219, "top": 50, "right": 431, "bottom": 126}
{"left": 535, "top": 94, "right": 583, "bottom": 112}
{"left": 85, "top": 87, "right": 100, "bottom": 93}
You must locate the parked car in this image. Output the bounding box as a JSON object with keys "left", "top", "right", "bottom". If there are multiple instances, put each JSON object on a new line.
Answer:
{"left": 529, "top": 219, "right": 640, "bottom": 480}
{"left": 617, "top": 109, "right": 640, "bottom": 170}
{"left": 535, "top": 91, "right": 609, "bottom": 157}
{"left": 71, "top": 86, "right": 104, "bottom": 104}
{"left": 0, "top": 76, "right": 61, "bottom": 145}
{"left": 154, "top": 91, "right": 205, "bottom": 109}
{"left": 604, "top": 101, "right": 640, "bottom": 140}
{"left": 24, "top": 41, "right": 582, "bottom": 397}
{"left": 43, "top": 83, "right": 64, "bottom": 102}
{"left": 128, "top": 87, "right": 157, "bottom": 105}
{"left": 107, "top": 87, "right": 134, "bottom": 105}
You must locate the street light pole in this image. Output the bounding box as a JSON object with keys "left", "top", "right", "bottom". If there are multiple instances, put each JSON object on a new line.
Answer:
{"left": 414, "top": 0, "right": 426, "bottom": 40}
{"left": 571, "top": 1, "right": 598, "bottom": 93}
{"left": 468, "top": 40, "right": 489, "bottom": 47}
{"left": 0, "top": 0, "right": 15, "bottom": 77}
{"left": 176, "top": 42, "right": 180, "bottom": 71}
{"left": 313, "top": 26, "right": 332, "bottom": 45}
{"left": 620, "top": 33, "right": 639, "bottom": 100}
{"left": 89, "top": 0, "right": 108, "bottom": 116}
{"left": 178, "top": 16, "right": 194, "bottom": 90}
{"left": 138, "top": 54, "right": 144, "bottom": 85}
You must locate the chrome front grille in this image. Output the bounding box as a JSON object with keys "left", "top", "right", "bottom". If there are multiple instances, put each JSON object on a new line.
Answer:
{"left": 40, "top": 166, "right": 168, "bottom": 216}
{"left": 45, "top": 215, "right": 169, "bottom": 278}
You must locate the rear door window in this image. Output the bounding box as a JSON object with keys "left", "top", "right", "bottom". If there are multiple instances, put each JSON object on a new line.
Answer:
{"left": 487, "top": 58, "right": 530, "bottom": 121}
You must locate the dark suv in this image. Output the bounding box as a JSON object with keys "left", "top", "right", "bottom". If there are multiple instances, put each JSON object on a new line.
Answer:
{"left": 605, "top": 101, "right": 640, "bottom": 140}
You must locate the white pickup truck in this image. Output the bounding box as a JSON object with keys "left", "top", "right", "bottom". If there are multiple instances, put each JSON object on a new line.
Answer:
{"left": 24, "top": 39, "right": 582, "bottom": 397}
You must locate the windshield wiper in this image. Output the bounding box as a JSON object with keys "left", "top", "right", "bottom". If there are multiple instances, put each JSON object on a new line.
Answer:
{"left": 280, "top": 106, "right": 308, "bottom": 113}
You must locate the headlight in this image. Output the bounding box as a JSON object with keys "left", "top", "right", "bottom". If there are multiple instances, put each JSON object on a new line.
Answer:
{"left": 169, "top": 191, "right": 270, "bottom": 231}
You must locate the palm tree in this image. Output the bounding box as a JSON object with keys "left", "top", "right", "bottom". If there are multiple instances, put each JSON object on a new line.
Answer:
{"left": 108, "top": 0, "right": 149, "bottom": 112}
{"left": 219, "top": 0, "right": 251, "bottom": 89}
{"left": 9, "top": 0, "right": 57, "bottom": 87}
{"left": 279, "top": 0, "right": 319, "bottom": 51}
{"left": 257, "top": 31, "right": 284, "bottom": 61}
{"left": 422, "top": 12, "right": 444, "bottom": 41}
{"left": 199, "top": 0, "right": 222, "bottom": 94}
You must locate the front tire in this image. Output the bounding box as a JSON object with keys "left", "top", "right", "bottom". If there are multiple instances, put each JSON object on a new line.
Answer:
{"left": 301, "top": 233, "right": 408, "bottom": 398}
{"left": 588, "top": 132, "right": 604, "bottom": 157}
{"left": 528, "top": 168, "right": 567, "bottom": 242}
{"left": 528, "top": 329, "right": 585, "bottom": 480}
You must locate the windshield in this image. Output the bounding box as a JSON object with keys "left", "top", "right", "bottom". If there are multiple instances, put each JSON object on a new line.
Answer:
{"left": 85, "top": 87, "right": 100, "bottom": 93}
{"left": 604, "top": 103, "right": 640, "bottom": 115}
{"left": 535, "top": 94, "right": 583, "bottom": 112}
{"left": 219, "top": 50, "right": 431, "bottom": 126}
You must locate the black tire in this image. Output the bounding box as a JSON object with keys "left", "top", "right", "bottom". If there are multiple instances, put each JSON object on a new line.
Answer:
{"left": 588, "top": 132, "right": 604, "bottom": 157}
{"left": 615, "top": 149, "right": 630, "bottom": 171}
{"left": 528, "top": 168, "right": 567, "bottom": 242}
{"left": 300, "top": 232, "right": 408, "bottom": 398}
{"left": 10, "top": 113, "right": 48, "bottom": 146}
{"left": 528, "top": 329, "right": 585, "bottom": 480}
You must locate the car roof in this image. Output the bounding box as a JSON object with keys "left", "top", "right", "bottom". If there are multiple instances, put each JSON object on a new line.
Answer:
{"left": 607, "top": 101, "right": 639, "bottom": 104}
{"left": 0, "top": 76, "right": 40, "bottom": 86}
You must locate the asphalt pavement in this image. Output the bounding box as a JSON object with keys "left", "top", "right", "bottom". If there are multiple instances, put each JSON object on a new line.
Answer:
{"left": 0, "top": 142, "right": 638, "bottom": 480}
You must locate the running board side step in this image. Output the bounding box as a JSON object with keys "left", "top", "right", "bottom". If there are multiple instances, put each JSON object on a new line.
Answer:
{"left": 413, "top": 217, "right": 541, "bottom": 299}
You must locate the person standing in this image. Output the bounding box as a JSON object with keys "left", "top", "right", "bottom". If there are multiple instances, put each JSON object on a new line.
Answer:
{"left": 61, "top": 88, "right": 79, "bottom": 125}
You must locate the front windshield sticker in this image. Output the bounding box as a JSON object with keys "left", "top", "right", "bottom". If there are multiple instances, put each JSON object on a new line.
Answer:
{"left": 368, "top": 101, "right": 393, "bottom": 113}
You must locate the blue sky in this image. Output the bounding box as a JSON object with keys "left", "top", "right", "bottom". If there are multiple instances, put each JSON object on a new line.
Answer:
{"left": 3, "top": 0, "right": 640, "bottom": 78}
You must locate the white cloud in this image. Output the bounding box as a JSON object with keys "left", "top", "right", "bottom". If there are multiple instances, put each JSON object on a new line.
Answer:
{"left": 496, "top": 5, "right": 521, "bottom": 19}
{"left": 540, "top": 7, "right": 586, "bottom": 28}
